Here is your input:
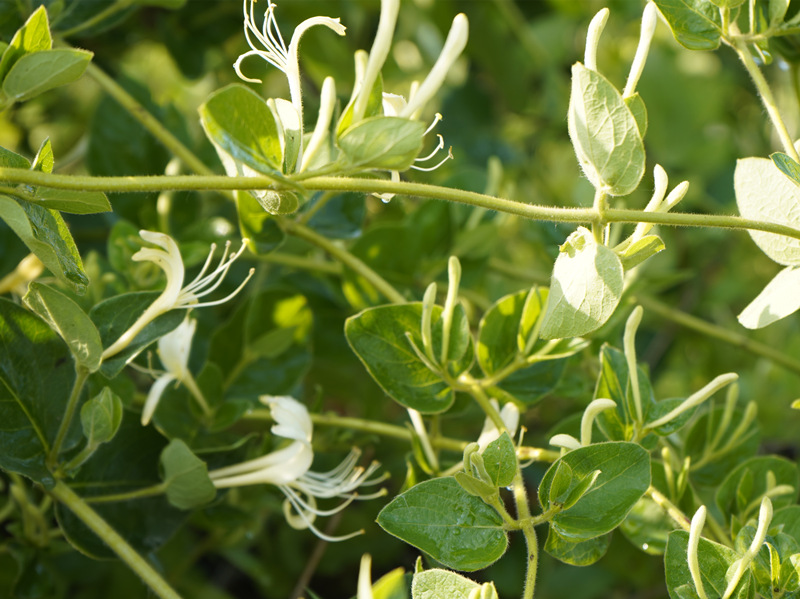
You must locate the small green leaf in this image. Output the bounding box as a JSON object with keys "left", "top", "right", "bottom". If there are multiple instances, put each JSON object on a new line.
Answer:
{"left": 624, "top": 93, "right": 648, "bottom": 137}
{"left": 482, "top": 432, "right": 516, "bottom": 488}
{"left": 372, "top": 567, "right": 409, "bottom": 599}
{"left": 665, "top": 531, "right": 754, "bottom": 599}
{"left": 454, "top": 471, "right": 496, "bottom": 498}
{"left": 199, "top": 83, "right": 282, "bottom": 174}
{"left": 548, "top": 461, "right": 575, "bottom": 505}
{"left": 653, "top": 0, "right": 723, "bottom": 51}
{"left": 715, "top": 456, "right": 799, "bottom": 522}
{"left": 3, "top": 49, "right": 92, "bottom": 102}
{"left": 23, "top": 282, "right": 103, "bottom": 372}
{"left": 0, "top": 145, "right": 31, "bottom": 169}
{"left": 0, "top": 6, "right": 51, "bottom": 83}
{"left": 27, "top": 188, "right": 110, "bottom": 214}
{"left": 80, "top": 387, "right": 123, "bottom": 446}
{"left": 377, "top": 477, "right": 508, "bottom": 571}
{"left": 338, "top": 116, "right": 426, "bottom": 170}
{"left": 544, "top": 528, "right": 611, "bottom": 566}
{"left": 619, "top": 495, "right": 675, "bottom": 555}
{"left": 735, "top": 157, "right": 800, "bottom": 266}
{"left": 540, "top": 227, "right": 624, "bottom": 339}
{"left": 337, "top": 73, "right": 383, "bottom": 136}
{"left": 772, "top": 152, "right": 800, "bottom": 186}
{"left": 769, "top": 0, "right": 791, "bottom": 26}
{"left": 538, "top": 442, "right": 650, "bottom": 540}
{"left": 618, "top": 234, "right": 665, "bottom": 271}
{"left": 568, "top": 63, "right": 645, "bottom": 196}
{"left": 160, "top": 439, "right": 216, "bottom": 510}
{"left": 0, "top": 195, "right": 88, "bottom": 293}
{"left": 412, "top": 569, "right": 497, "bottom": 599}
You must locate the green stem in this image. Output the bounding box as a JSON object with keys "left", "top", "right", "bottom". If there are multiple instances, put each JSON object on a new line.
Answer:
{"left": 253, "top": 251, "right": 343, "bottom": 275}
{"left": 83, "top": 63, "right": 215, "bottom": 177}
{"left": 277, "top": 216, "right": 407, "bottom": 304}
{"left": 514, "top": 467, "right": 538, "bottom": 599}
{"left": 48, "top": 366, "right": 89, "bottom": 470}
{"left": 50, "top": 481, "right": 182, "bottom": 599}
{"left": 5, "top": 168, "right": 800, "bottom": 242}
{"left": 634, "top": 294, "right": 800, "bottom": 376}
{"left": 83, "top": 483, "right": 167, "bottom": 504}
{"left": 729, "top": 24, "right": 800, "bottom": 162}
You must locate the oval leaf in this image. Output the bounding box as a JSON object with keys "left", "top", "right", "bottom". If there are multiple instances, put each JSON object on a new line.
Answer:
{"left": 540, "top": 227, "right": 624, "bottom": 339}
{"left": 338, "top": 116, "right": 425, "bottom": 170}
{"left": 538, "top": 442, "right": 651, "bottom": 540}
{"left": 3, "top": 49, "right": 92, "bottom": 102}
{"left": 377, "top": 477, "right": 507, "bottom": 571}
{"left": 199, "top": 83, "right": 282, "bottom": 174}
{"left": 653, "top": 0, "right": 723, "bottom": 51}
{"left": 738, "top": 265, "right": 800, "bottom": 329}
{"left": 568, "top": 63, "right": 645, "bottom": 196}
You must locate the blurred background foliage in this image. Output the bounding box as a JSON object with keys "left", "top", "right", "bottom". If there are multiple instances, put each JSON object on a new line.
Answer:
{"left": 1, "top": 0, "right": 800, "bottom": 597}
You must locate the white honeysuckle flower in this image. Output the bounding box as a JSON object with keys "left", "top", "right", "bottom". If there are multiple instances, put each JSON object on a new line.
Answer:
{"left": 477, "top": 399, "right": 520, "bottom": 451}
{"left": 140, "top": 317, "right": 208, "bottom": 426}
{"left": 102, "top": 231, "right": 254, "bottom": 360}
{"left": 580, "top": 398, "right": 616, "bottom": 446}
{"left": 687, "top": 506, "right": 710, "bottom": 599}
{"left": 234, "top": 1, "right": 346, "bottom": 169}
{"left": 209, "top": 396, "right": 386, "bottom": 542}
{"left": 549, "top": 433, "right": 581, "bottom": 452}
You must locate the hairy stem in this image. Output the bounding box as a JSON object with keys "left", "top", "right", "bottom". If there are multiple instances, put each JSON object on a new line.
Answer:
{"left": 729, "top": 24, "right": 800, "bottom": 162}
{"left": 50, "top": 481, "right": 183, "bottom": 599}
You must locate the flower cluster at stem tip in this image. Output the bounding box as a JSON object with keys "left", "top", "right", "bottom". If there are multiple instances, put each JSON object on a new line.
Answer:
{"left": 209, "top": 396, "right": 387, "bottom": 541}
{"left": 233, "top": 0, "right": 467, "bottom": 192}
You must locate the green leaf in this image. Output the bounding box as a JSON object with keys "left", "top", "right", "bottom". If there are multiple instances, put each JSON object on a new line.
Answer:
{"left": 0, "top": 195, "right": 88, "bottom": 293}
{"left": 372, "top": 567, "right": 409, "bottom": 599}
{"left": 482, "top": 432, "right": 515, "bottom": 488}
{"left": 685, "top": 404, "right": 760, "bottom": 487}
{"left": 160, "top": 439, "right": 217, "bottom": 510}
{"left": 653, "top": 0, "right": 723, "bottom": 51}
{"left": 0, "top": 6, "right": 51, "bottom": 83}
{"left": 55, "top": 418, "right": 188, "bottom": 559}
{"left": 23, "top": 282, "right": 103, "bottom": 372}
{"left": 377, "top": 477, "right": 508, "bottom": 571}
{"left": 538, "top": 442, "right": 651, "bottom": 540}
{"left": 716, "top": 456, "right": 799, "bottom": 521}
{"left": 0, "top": 298, "right": 74, "bottom": 486}
{"left": 411, "top": 569, "right": 497, "bottom": 599}
{"left": 80, "top": 387, "right": 123, "bottom": 446}
{"left": 337, "top": 73, "right": 384, "bottom": 136}
{"left": 0, "top": 145, "right": 31, "bottom": 169}
{"left": 665, "top": 530, "right": 754, "bottom": 599}
{"left": 708, "top": 0, "right": 746, "bottom": 7}
{"left": 738, "top": 265, "right": 800, "bottom": 329}
{"left": 772, "top": 506, "right": 800, "bottom": 545}
{"left": 624, "top": 93, "right": 648, "bottom": 137}
{"left": 769, "top": 0, "right": 791, "bottom": 26}
{"left": 544, "top": 528, "right": 611, "bottom": 566}
{"left": 345, "top": 303, "right": 473, "bottom": 414}
{"left": 772, "top": 152, "right": 800, "bottom": 186}
{"left": 619, "top": 495, "right": 676, "bottom": 555}
{"left": 26, "top": 188, "right": 110, "bottom": 215}
{"left": 594, "top": 344, "right": 654, "bottom": 441}
{"left": 338, "top": 116, "right": 426, "bottom": 170}
{"left": 568, "top": 64, "right": 645, "bottom": 196}
{"left": 618, "top": 234, "right": 665, "bottom": 271}
{"left": 549, "top": 461, "right": 575, "bottom": 505}
{"left": 199, "top": 83, "right": 282, "bottom": 174}
{"left": 540, "top": 227, "right": 624, "bottom": 339}
{"left": 89, "top": 291, "right": 186, "bottom": 378}
{"left": 477, "top": 288, "right": 545, "bottom": 373}
{"left": 2, "top": 48, "right": 92, "bottom": 102}
{"left": 235, "top": 190, "right": 285, "bottom": 255}
{"left": 735, "top": 157, "right": 800, "bottom": 265}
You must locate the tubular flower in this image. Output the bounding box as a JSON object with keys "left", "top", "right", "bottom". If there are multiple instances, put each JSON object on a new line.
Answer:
{"left": 140, "top": 317, "right": 211, "bottom": 426}
{"left": 209, "top": 396, "right": 386, "bottom": 541}
{"left": 476, "top": 399, "right": 520, "bottom": 451}
{"left": 234, "top": 0, "right": 346, "bottom": 170}
{"left": 102, "top": 231, "right": 254, "bottom": 360}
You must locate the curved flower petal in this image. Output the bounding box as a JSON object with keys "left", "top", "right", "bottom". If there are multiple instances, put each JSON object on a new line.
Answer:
{"left": 141, "top": 373, "right": 177, "bottom": 426}
{"left": 209, "top": 440, "right": 313, "bottom": 487}
{"left": 157, "top": 317, "right": 196, "bottom": 381}
{"left": 262, "top": 395, "right": 313, "bottom": 442}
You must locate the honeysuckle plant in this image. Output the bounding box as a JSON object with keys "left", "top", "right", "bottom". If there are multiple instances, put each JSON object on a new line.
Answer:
{"left": 3, "top": 1, "right": 800, "bottom": 598}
